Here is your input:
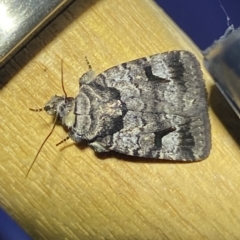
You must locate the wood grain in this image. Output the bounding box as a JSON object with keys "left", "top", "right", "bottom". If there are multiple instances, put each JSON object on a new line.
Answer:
{"left": 1, "top": 0, "right": 240, "bottom": 239}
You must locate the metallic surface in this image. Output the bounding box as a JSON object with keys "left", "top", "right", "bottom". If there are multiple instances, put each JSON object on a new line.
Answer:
{"left": 203, "top": 26, "right": 240, "bottom": 118}
{"left": 0, "top": 0, "right": 73, "bottom": 67}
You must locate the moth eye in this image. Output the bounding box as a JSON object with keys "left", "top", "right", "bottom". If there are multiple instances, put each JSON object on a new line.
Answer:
{"left": 44, "top": 105, "right": 51, "bottom": 111}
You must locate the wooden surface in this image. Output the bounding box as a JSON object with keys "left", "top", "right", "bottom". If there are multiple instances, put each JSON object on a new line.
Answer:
{"left": 1, "top": 0, "right": 240, "bottom": 239}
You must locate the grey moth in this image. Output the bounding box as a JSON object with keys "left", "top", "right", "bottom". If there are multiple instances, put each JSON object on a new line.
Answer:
{"left": 33, "top": 51, "right": 211, "bottom": 165}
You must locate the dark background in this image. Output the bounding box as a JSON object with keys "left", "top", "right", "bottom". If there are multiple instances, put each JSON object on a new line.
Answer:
{"left": 155, "top": 0, "right": 240, "bottom": 50}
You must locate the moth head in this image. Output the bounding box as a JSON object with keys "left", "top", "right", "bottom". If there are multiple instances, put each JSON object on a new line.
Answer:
{"left": 44, "top": 95, "right": 74, "bottom": 119}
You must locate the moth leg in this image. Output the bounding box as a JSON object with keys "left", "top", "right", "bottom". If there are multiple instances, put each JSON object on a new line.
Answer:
{"left": 79, "top": 56, "right": 96, "bottom": 85}
{"left": 79, "top": 71, "right": 96, "bottom": 85}
{"left": 89, "top": 141, "right": 109, "bottom": 153}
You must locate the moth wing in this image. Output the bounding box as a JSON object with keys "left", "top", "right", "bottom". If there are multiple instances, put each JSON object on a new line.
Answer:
{"left": 87, "top": 51, "right": 211, "bottom": 160}
{"left": 96, "top": 111, "right": 210, "bottom": 160}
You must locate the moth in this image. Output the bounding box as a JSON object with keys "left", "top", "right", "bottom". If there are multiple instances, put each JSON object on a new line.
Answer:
{"left": 29, "top": 51, "right": 211, "bottom": 176}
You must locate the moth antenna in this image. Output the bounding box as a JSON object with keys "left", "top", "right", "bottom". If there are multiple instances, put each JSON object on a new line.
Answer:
{"left": 29, "top": 108, "right": 44, "bottom": 112}
{"left": 26, "top": 115, "right": 58, "bottom": 178}
{"left": 61, "top": 59, "right": 68, "bottom": 99}
{"left": 85, "top": 56, "right": 92, "bottom": 71}
{"left": 56, "top": 136, "right": 70, "bottom": 146}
